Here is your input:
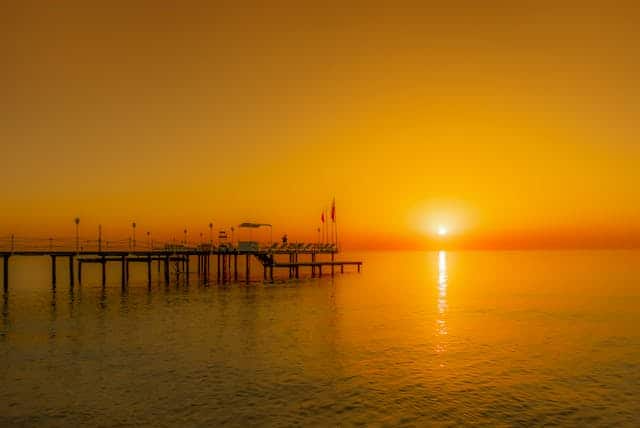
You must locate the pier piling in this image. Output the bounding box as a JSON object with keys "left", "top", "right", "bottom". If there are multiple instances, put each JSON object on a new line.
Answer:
{"left": 185, "top": 255, "right": 190, "bottom": 285}
{"left": 245, "top": 254, "right": 250, "bottom": 284}
{"left": 68, "top": 255, "right": 74, "bottom": 287}
{"left": 147, "top": 255, "right": 152, "bottom": 286}
{"left": 121, "top": 255, "right": 126, "bottom": 287}
{"left": 2, "top": 255, "right": 8, "bottom": 291}
{"left": 101, "top": 256, "right": 106, "bottom": 286}
{"left": 217, "top": 253, "right": 221, "bottom": 283}
{"left": 51, "top": 255, "right": 57, "bottom": 285}
{"left": 234, "top": 253, "right": 238, "bottom": 282}
{"left": 331, "top": 252, "right": 335, "bottom": 276}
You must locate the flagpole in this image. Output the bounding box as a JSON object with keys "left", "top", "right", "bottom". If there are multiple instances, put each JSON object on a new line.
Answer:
{"left": 333, "top": 199, "right": 338, "bottom": 249}
{"left": 330, "top": 197, "right": 337, "bottom": 248}
{"left": 325, "top": 207, "right": 328, "bottom": 244}
{"left": 323, "top": 208, "right": 327, "bottom": 244}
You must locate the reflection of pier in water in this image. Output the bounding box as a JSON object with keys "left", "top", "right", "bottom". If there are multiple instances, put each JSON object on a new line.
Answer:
{"left": 0, "top": 238, "right": 362, "bottom": 291}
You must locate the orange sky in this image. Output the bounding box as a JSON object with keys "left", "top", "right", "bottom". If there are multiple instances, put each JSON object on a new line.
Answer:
{"left": 2, "top": 2, "right": 640, "bottom": 249}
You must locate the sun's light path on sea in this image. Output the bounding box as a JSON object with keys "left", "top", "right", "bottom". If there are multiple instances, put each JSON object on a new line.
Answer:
{"left": 436, "top": 250, "right": 448, "bottom": 358}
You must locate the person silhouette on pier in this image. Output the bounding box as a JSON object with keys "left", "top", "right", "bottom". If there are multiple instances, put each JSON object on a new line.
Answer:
{"left": 282, "top": 234, "right": 288, "bottom": 245}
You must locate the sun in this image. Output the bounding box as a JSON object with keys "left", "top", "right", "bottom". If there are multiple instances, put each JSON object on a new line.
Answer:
{"left": 437, "top": 226, "right": 448, "bottom": 236}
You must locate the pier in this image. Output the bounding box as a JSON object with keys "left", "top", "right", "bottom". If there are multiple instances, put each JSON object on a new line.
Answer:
{"left": 0, "top": 236, "right": 362, "bottom": 291}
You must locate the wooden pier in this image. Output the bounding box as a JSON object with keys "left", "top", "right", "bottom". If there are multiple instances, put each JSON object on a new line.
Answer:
{"left": 0, "top": 242, "right": 362, "bottom": 291}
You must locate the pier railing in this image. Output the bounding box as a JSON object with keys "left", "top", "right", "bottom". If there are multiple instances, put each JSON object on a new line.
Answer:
{"left": 0, "top": 235, "right": 338, "bottom": 254}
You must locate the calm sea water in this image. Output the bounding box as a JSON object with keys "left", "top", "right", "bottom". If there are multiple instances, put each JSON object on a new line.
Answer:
{"left": 1, "top": 250, "right": 639, "bottom": 426}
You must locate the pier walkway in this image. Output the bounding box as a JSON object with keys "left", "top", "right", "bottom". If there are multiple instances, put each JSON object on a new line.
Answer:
{"left": 0, "top": 236, "right": 362, "bottom": 290}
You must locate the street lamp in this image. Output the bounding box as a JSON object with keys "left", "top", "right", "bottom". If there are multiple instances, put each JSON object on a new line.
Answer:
{"left": 209, "top": 223, "right": 213, "bottom": 246}
{"left": 147, "top": 231, "right": 151, "bottom": 249}
{"left": 74, "top": 217, "right": 80, "bottom": 252}
{"left": 132, "top": 221, "right": 137, "bottom": 251}
{"left": 183, "top": 229, "right": 187, "bottom": 246}
{"left": 230, "top": 227, "right": 235, "bottom": 245}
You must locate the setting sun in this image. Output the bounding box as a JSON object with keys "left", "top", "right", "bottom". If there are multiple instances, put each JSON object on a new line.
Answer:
{"left": 438, "top": 226, "right": 448, "bottom": 236}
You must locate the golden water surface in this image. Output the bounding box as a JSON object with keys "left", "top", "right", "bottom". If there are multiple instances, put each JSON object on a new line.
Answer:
{"left": 1, "top": 251, "right": 639, "bottom": 426}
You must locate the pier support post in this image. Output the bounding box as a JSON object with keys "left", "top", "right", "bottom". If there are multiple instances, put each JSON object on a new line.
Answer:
{"left": 121, "top": 256, "right": 126, "bottom": 287}
{"left": 51, "top": 255, "right": 57, "bottom": 285}
{"left": 217, "top": 252, "right": 221, "bottom": 283}
{"left": 331, "top": 252, "right": 335, "bottom": 276}
{"left": 101, "top": 256, "right": 106, "bottom": 286}
{"left": 263, "top": 264, "right": 267, "bottom": 281}
{"left": 68, "top": 255, "right": 74, "bottom": 287}
{"left": 185, "top": 255, "right": 189, "bottom": 285}
{"left": 147, "top": 254, "right": 152, "bottom": 286}
{"left": 78, "top": 260, "right": 83, "bottom": 284}
{"left": 164, "top": 255, "right": 170, "bottom": 284}
{"left": 207, "top": 254, "right": 211, "bottom": 279}
{"left": 2, "top": 255, "right": 8, "bottom": 291}
{"left": 245, "top": 254, "right": 250, "bottom": 284}
{"left": 221, "top": 254, "right": 226, "bottom": 283}
{"left": 341, "top": 265, "right": 344, "bottom": 273}
{"left": 311, "top": 252, "right": 316, "bottom": 277}
{"left": 234, "top": 253, "right": 238, "bottom": 282}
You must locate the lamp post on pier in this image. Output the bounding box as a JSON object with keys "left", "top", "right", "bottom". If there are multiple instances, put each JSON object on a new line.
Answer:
{"left": 147, "top": 231, "right": 151, "bottom": 250}
{"left": 183, "top": 229, "right": 187, "bottom": 246}
{"left": 132, "top": 222, "right": 137, "bottom": 251}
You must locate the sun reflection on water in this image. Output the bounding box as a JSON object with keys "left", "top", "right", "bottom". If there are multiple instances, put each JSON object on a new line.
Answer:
{"left": 436, "top": 251, "right": 448, "bottom": 356}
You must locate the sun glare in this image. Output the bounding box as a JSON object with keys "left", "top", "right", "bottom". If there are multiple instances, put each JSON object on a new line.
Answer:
{"left": 438, "top": 226, "right": 448, "bottom": 236}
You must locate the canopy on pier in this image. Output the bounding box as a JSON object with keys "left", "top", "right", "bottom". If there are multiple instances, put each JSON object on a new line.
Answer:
{"left": 238, "top": 222, "right": 272, "bottom": 228}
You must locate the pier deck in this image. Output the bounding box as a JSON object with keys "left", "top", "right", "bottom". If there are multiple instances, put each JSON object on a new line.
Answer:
{"left": 0, "top": 244, "right": 362, "bottom": 290}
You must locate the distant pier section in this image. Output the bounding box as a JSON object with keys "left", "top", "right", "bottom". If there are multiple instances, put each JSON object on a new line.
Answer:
{"left": 0, "top": 232, "right": 362, "bottom": 290}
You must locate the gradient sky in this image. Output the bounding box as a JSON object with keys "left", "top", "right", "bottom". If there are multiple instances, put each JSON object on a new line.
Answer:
{"left": 2, "top": 2, "right": 639, "bottom": 249}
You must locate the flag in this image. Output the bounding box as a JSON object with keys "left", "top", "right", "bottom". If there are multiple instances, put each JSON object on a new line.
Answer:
{"left": 321, "top": 211, "right": 325, "bottom": 223}
{"left": 331, "top": 198, "right": 336, "bottom": 222}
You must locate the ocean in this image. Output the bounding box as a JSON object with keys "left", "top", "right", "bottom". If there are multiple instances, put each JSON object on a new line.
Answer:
{"left": 1, "top": 250, "right": 639, "bottom": 426}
